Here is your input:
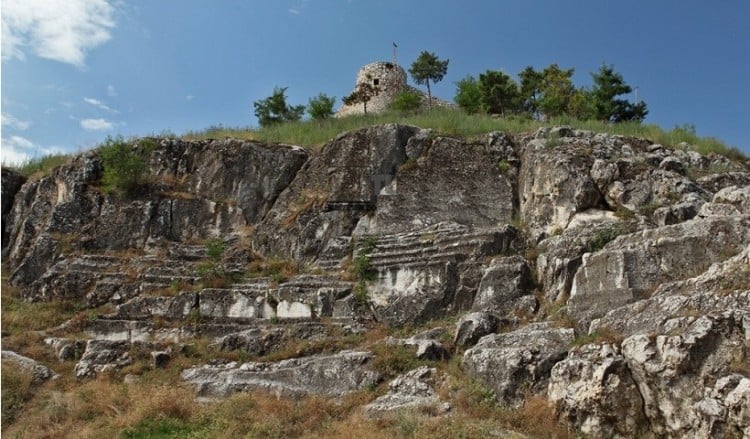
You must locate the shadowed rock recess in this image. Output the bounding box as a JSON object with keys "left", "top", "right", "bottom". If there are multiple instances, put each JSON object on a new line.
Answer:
{"left": 3, "top": 125, "right": 749, "bottom": 438}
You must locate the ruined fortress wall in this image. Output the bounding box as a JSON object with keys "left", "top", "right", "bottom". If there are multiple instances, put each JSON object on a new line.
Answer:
{"left": 337, "top": 62, "right": 407, "bottom": 117}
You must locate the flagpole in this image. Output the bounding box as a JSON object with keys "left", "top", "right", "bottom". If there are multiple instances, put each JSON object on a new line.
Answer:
{"left": 393, "top": 42, "right": 398, "bottom": 66}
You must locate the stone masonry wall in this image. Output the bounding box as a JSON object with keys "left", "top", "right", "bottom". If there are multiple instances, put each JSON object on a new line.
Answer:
{"left": 337, "top": 61, "right": 407, "bottom": 116}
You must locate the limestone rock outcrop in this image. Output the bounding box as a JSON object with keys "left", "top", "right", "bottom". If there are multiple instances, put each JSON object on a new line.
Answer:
{"left": 2, "top": 124, "right": 749, "bottom": 438}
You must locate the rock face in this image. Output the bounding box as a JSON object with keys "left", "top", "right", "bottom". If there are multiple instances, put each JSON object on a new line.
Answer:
{"left": 7, "top": 139, "right": 306, "bottom": 288}
{"left": 253, "top": 124, "right": 420, "bottom": 262}
{"left": 3, "top": 124, "right": 749, "bottom": 438}
{"left": 568, "top": 215, "right": 750, "bottom": 333}
{"left": 1, "top": 167, "right": 26, "bottom": 249}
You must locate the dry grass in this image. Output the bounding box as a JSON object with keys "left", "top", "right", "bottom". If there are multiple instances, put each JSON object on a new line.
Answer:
{"left": 570, "top": 326, "right": 625, "bottom": 348}
{"left": 281, "top": 188, "right": 329, "bottom": 229}
{"left": 246, "top": 257, "right": 299, "bottom": 283}
{"left": 1, "top": 360, "right": 36, "bottom": 425}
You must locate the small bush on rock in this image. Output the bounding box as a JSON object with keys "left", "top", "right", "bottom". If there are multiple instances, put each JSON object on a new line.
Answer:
{"left": 99, "top": 135, "right": 149, "bottom": 196}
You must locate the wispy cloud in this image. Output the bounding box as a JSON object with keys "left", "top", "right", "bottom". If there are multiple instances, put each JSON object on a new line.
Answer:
{"left": 288, "top": 0, "right": 310, "bottom": 15}
{"left": 0, "top": 135, "right": 63, "bottom": 166}
{"left": 80, "top": 118, "right": 114, "bottom": 131}
{"left": 83, "top": 97, "right": 118, "bottom": 113}
{"left": 1, "top": 112, "right": 31, "bottom": 130}
{"left": 185, "top": 95, "right": 195, "bottom": 102}
{"left": 107, "top": 84, "right": 117, "bottom": 97}
{"left": 1, "top": 0, "right": 117, "bottom": 68}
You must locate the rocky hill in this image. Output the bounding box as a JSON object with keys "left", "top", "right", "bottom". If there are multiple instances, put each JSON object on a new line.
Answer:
{"left": 2, "top": 124, "right": 749, "bottom": 438}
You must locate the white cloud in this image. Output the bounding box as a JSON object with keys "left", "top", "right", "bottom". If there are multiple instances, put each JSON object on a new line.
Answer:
{"left": 2, "top": 0, "right": 116, "bottom": 68}
{"left": 107, "top": 84, "right": 117, "bottom": 97}
{"left": 288, "top": 8, "right": 301, "bottom": 14}
{"left": 1, "top": 135, "right": 63, "bottom": 166}
{"left": 185, "top": 95, "right": 195, "bottom": 101}
{"left": 1, "top": 112, "right": 31, "bottom": 130}
{"left": 80, "top": 118, "right": 114, "bottom": 131}
{"left": 6, "top": 135, "right": 34, "bottom": 149}
{"left": 83, "top": 97, "right": 117, "bottom": 113}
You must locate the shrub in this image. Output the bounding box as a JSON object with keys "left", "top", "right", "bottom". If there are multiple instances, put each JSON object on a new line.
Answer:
{"left": 205, "top": 239, "right": 225, "bottom": 262}
{"left": 585, "top": 224, "right": 624, "bottom": 253}
{"left": 99, "top": 135, "right": 149, "bottom": 196}
{"left": 390, "top": 90, "right": 423, "bottom": 113}
{"left": 307, "top": 93, "right": 336, "bottom": 121}
{"left": 253, "top": 86, "right": 305, "bottom": 127}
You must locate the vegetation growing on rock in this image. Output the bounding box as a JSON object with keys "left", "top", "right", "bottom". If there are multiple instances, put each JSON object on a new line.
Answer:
{"left": 2, "top": 120, "right": 749, "bottom": 438}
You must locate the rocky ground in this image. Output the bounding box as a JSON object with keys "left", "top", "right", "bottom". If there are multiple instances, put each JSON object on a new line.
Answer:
{"left": 2, "top": 124, "right": 749, "bottom": 438}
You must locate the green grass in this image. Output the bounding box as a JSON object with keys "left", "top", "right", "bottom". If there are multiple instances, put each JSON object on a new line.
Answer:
{"left": 182, "top": 108, "right": 747, "bottom": 160}
{"left": 6, "top": 153, "right": 72, "bottom": 178}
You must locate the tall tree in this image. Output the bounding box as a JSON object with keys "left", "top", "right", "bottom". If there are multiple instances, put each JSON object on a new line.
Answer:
{"left": 253, "top": 86, "right": 305, "bottom": 127}
{"left": 307, "top": 93, "right": 336, "bottom": 121}
{"left": 590, "top": 64, "right": 648, "bottom": 122}
{"left": 409, "top": 51, "right": 449, "bottom": 109}
{"left": 478, "top": 70, "right": 521, "bottom": 115}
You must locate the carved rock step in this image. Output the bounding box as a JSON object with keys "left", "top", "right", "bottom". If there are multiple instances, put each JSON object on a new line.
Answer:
{"left": 365, "top": 229, "right": 517, "bottom": 271}
{"left": 67, "top": 254, "right": 126, "bottom": 272}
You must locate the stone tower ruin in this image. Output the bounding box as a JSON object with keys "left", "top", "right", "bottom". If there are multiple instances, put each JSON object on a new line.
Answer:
{"left": 337, "top": 61, "right": 408, "bottom": 117}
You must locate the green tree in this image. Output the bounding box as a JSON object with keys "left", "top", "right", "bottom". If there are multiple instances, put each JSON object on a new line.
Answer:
{"left": 99, "top": 135, "right": 149, "bottom": 196}
{"left": 590, "top": 64, "right": 648, "bottom": 122}
{"left": 537, "top": 64, "right": 576, "bottom": 119}
{"left": 568, "top": 88, "right": 595, "bottom": 120}
{"left": 390, "top": 90, "right": 422, "bottom": 113}
{"left": 307, "top": 93, "right": 336, "bottom": 121}
{"left": 478, "top": 70, "right": 521, "bottom": 115}
{"left": 454, "top": 75, "right": 482, "bottom": 114}
{"left": 518, "top": 66, "right": 543, "bottom": 117}
{"left": 409, "top": 51, "right": 449, "bottom": 109}
{"left": 253, "top": 86, "right": 305, "bottom": 127}
{"left": 343, "top": 78, "right": 379, "bottom": 115}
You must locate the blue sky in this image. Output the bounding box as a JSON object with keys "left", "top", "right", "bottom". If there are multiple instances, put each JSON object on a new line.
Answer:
{"left": 2, "top": 0, "right": 749, "bottom": 164}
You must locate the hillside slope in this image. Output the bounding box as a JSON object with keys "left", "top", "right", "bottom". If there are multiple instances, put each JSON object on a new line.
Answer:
{"left": 2, "top": 125, "right": 749, "bottom": 438}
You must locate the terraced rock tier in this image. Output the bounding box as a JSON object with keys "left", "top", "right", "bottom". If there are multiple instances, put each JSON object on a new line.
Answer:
{"left": 361, "top": 222, "right": 523, "bottom": 326}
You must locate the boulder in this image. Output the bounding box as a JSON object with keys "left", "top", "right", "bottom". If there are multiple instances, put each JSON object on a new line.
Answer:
{"left": 74, "top": 340, "right": 136, "bottom": 378}
{"left": 462, "top": 323, "right": 574, "bottom": 405}
{"left": 472, "top": 255, "right": 533, "bottom": 316}
{"left": 453, "top": 312, "right": 499, "bottom": 349}
{"left": 364, "top": 366, "right": 450, "bottom": 418}
{"left": 1, "top": 350, "right": 58, "bottom": 383}
{"left": 181, "top": 350, "right": 380, "bottom": 400}
{"left": 548, "top": 343, "right": 647, "bottom": 438}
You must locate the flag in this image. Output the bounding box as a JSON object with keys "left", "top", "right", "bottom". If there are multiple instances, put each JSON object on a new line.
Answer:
{"left": 393, "top": 42, "right": 398, "bottom": 48}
